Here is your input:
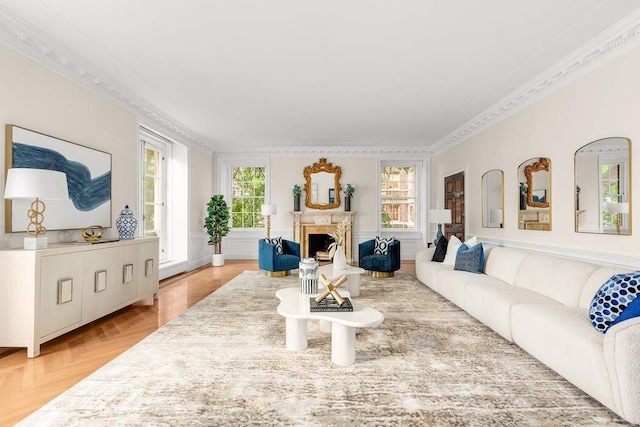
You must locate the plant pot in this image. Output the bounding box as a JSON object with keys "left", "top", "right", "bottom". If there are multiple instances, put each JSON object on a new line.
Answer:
{"left": 519, "top": 194, "right": 526, "bottom": 211}
{"left": 344, "top": 197, "right": 351, "bottom": 212}
{"left": 212, "top": 253, "right": 225, "bottom": 267}
{"left": 294, "top": 196, "right": 300, "bottom": 212}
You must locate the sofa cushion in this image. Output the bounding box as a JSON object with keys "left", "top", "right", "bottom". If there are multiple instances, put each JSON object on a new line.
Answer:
{"left": 454, "top": 243, "right": 484, "bottom": 274}
{"left": 589, "top": 271, "right": 640, "bottom": 333}
{"left": 514, "top": 253, "right": 599, "bottom": 307}
{"left": 511, "top": 304, "right": 613, "bottom": 410}
{"left": 464, "top": 281, "right": 559, "bottom": 342}
{"left": 443, "top": 236, "right": 476, "bottom": 266}
{"left": 483, "top": 247, "right": 529, "bottom": 286}
{"left": 374, "top": 236, "right": 395, "bottom": 255}
{"left": 437, "top": 269, "right": 498, "bottom": 310}
{"left": 265, "top": 236, "right": 283, "bottom": 254}
{"left": 416, "top": 259, "right": 453, "bottom": 292}
{"left": 431, "top": 236, "right": 448, "bottom": 262}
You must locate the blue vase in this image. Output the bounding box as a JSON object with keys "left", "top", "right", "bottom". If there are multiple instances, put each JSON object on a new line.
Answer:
{"left": 116, "top": 205, "right": 138, "bottom": 240}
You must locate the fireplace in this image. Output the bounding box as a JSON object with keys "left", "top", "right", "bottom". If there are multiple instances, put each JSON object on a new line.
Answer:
{"left": 308, "top": 233, "right": 335, "bottom": 261}
{"left": 291, "top": 212, "right": 355, "bottom": 262}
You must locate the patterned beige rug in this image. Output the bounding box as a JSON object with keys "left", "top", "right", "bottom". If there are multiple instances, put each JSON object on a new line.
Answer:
{"left": 19, "top": 270, "right": 629, "bottom": 426}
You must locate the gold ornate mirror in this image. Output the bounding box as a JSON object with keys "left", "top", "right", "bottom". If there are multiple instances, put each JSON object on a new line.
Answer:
{"left": 575, "top": 137, "right": 631, "bottom": 235}
{"left": 518, "top": 157, "right": 551, "bottom": 231}
{"left": 481, "top": 169, "right": 504, "bottom": 228}
{"left": 304, "top": 158, "right": 342, "bottom": 210}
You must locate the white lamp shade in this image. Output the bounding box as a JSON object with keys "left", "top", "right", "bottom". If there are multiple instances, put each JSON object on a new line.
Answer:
{"left": 4, "top": 168, "right": 69, "bottom": 200}
{"left": 261, "top": 204, "right": 277, "bottom": 215}
{"left": 606, "top": 202, "right": 629, "bottom": 214}
{"left": 490, "top": 209, "right": 503, "bottom": 224}
{"left": 429, "top": 209, "right": 452, "bottom": 224}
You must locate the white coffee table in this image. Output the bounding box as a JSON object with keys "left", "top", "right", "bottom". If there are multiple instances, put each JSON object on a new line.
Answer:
{"left": 319, "top": 264, "right": 365, "bottom": 296}
{"left": 275, "top": 287, "right": 384, "bottom": 366}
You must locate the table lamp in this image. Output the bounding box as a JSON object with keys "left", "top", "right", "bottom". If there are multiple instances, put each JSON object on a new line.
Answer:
{"left": 4, "top": 168, "right": 70, "bottom": 249}
{"left": 429, "top": 209, "right": 452, "bottom": 245}
{"left": 261, "top": 204, "right": 277, "bottom": 238}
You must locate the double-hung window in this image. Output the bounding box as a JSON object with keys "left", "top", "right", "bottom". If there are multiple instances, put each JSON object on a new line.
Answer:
{"left": 380, "top": 162, "right": 418, "bottom": 229}
{"left": 141, "top": 135, "right": 168, "bottom": 262}
{"left": 231, "top": 166, "right": 266, "bottom": 229}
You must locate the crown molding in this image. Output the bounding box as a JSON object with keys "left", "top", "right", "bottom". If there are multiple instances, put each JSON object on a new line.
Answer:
{"left": 429, "top": 9, "right": 640, "bottom": 155}
{"left": 0, "top": 4, "right": 214, "bottom": 153}
{"left": 212, "top": 145, "right": 430, "bottom": 156}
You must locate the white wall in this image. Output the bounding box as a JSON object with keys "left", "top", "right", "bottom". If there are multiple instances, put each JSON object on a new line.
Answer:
{"left": 188, "top": 147, "right": 215, "bottom": 270}
{"left": 0, "top": 44, "right": 137, "bottom": 247}
{"left": 430, "top": 42, "right": 640, "bottom": 267}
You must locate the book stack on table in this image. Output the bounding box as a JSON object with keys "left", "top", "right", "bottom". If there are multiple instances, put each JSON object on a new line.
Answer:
{"left": 309, "top": 297, "right": 353, "bottom": 312}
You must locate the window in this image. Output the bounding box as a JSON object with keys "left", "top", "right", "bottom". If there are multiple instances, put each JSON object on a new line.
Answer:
{"left": 142, "top": 139, "right": 167, "bottom": 261}
{"left": 381, "top": 165, "right": 416, "bottom": 229}
{"left": 601, "top": 158, "right": 627, "bottom": 230}
{"left": 231, "top": 166, "right": 266, "bottom": 228}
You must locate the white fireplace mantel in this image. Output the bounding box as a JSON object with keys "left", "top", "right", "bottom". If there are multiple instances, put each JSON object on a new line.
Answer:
{"left": 291, "top": 211, "right": 355, "bottom": 262}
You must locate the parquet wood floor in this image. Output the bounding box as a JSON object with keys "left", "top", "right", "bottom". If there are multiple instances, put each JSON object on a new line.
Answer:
{"left": 0, "top": 260, "right": 414, "bottom": 426}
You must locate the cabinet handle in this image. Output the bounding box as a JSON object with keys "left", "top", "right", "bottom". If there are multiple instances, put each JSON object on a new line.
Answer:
{"left": 123, "top": 264, "right": 134, "bottom": 283}
{"left": 145, "top": 258, "right": 154, "bottom": 277}
{"left": 95, "top": 270, "right": 107, "bottom": 293}
{"left": 57, "top": 278, "right": 73, "bottom": 304}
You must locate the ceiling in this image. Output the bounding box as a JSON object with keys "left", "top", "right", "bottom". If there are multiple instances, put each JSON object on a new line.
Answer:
{"left": 1, "top": 1, "right": 640, "bottom": 153}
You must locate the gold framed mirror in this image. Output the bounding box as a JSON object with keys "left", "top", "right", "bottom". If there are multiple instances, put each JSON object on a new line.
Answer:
{"left": 575, "top": 137, "right": 631, "bottom": 235}
{"left": 481, "top": 169, "right": 504, "bottom": 228}
{"left": 303, "top": 158, "right": 342, "bottom": 210}
{"left": 518, "top": 157, "right": 551, "bottom": 231}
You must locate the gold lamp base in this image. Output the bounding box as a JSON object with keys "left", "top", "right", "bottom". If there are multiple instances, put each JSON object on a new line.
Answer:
{"left": 369, "top": 271, "right": 394, "bottom": 278}
{"left": 265, "top": 270, "right": 290, "bottom": 277}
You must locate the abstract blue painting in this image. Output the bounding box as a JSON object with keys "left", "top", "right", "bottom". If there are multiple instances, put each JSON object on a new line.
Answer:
{"left": 6, "top": 125, "right": 112, "bottom": 232}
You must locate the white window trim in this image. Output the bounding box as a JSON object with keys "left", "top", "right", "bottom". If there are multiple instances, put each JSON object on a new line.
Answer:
{"left": 378, "top": 159, "right": 423, "bottom": 236}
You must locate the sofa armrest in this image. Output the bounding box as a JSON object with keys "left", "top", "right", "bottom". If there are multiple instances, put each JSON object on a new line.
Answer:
{"left": 359, "top": 239, "right": 375, "bottom": 259}
{"left": 604, "top": 316, "right": 640, "bottom": 424}
{"left": 416, "top": 247, "right": 436, "bottom": 263}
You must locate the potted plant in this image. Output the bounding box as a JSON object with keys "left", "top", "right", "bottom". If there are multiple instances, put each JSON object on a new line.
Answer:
{"left": 293, "top": 184, "right": 302, "bottom": 212}
{"left": 205, "top": 195, "right": 230, "bottom": 266}
{"left": 344, "top": 184, "right": 355, "bottom": 212}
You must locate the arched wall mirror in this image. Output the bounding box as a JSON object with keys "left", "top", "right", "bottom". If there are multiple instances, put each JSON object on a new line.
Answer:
{"left": 518, "top": 157, "right": 551, "bottom": 231}
{"left": 575, "top": 137, "right": 631, "bottom": 235}
{"left": 482, "top": 169, "right": 504, "bottom": 228}
{"left": 303, "top": 158, "right": 342, "bottom": 210}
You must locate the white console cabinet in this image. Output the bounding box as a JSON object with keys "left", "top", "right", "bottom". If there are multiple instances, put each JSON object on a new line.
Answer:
{"left": 0, "top": 238, "right": 159, "bottom": 357}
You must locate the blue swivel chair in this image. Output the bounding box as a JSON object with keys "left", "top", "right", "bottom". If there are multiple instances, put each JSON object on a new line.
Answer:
{"left": 259, "top": 238, "right": 301, "bottom": 277}
{"left": 358, "top": 238, "right": 401, "bottom": 278}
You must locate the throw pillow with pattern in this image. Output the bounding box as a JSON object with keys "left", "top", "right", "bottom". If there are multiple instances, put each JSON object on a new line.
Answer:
{"left": 590, "top": 271, "right": 640, "bottom": 333}
{"left": 265, "top": 236, "right": 283, "bottom": 254}
{"left": 454, "top": 243, "right": 484, "bottom": 274}
{"left": 374, "top": 236, "right": 395, "bottom": 255}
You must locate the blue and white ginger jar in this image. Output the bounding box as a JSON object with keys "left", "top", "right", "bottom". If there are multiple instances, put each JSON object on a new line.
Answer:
{"left": 116, "top": 205, "right": 138, "bottom": 240}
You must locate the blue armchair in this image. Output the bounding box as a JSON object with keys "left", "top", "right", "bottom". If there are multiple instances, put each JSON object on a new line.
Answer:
{"left": 259, "top": 238, "right": 301, "bottom": 277}
{"left": 359, "top": 238, "right": 400, "bottom": 278}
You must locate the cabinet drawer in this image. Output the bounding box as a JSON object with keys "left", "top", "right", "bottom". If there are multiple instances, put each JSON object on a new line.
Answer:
{"left": 40, "top": 253, "right": 83, "bottom": 338}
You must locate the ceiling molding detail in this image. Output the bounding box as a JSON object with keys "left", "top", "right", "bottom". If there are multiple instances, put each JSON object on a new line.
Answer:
{"left": 429, "top": 9, "right": 640, "bottom": 155}
{"left": 0, "top": 5, "right": 213, "bottom": 153}
{"left": 213, "top": 146, "right": 430, "bottom": 156}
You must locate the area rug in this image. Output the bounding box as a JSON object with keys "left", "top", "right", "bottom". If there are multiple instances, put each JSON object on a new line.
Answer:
{"left": 19, "top": 271, "right": 629, "bottom": 426}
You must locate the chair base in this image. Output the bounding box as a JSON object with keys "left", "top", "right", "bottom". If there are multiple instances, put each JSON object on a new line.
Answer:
{"left": 265, "top": 270, "right": 290, "bottom": 277}
{"left": 369, "top": 271, "right": 394, "bottom": 278}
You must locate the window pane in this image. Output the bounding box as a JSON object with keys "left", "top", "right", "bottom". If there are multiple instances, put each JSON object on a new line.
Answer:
{"left": 381, "top": 166, "right": 416, "bottom": 229}
{"left": 231, "top": 166, "right": 266, "bottom": 229}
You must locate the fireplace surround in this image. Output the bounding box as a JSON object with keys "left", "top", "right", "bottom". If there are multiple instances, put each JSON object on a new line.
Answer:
{"left": 291, "top": 212, "right": 355, "bottom": 262}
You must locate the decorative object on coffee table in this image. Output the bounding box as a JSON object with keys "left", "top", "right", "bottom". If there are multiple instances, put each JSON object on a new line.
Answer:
{"left": 116, "top": 205, "right": 138, "bottom": 240}
{"left": 315, "top": 274, "right": 347, "bottom": 306}
{"left": 299, "top": 258, "right": 319, "bottom": 294}
{"left": 81, "top": 225, "right": 104, "bottom": 242}
{"left": 328, "top": 216, "right": 350, "bottom": 270}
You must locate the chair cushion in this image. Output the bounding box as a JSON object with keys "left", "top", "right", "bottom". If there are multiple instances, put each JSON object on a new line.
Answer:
{"left": 265, "top": 236, "right": 283, "bottom": 254}
{"left": 589, "top": 271, "right": 640, "bottom": 333}
{"left": 454, "top": 243, "right": 484, "bottom": 274}
{"left": 431, "top": 235, "right": 448, "bottom": 262}
{"left": 374, "top": 236, "right": 395, "bottom": 255}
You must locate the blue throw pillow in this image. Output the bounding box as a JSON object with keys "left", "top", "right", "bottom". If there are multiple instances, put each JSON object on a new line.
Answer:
{"left": 454, "top": 243, "right": 484, "bottom": 274}
{"left": 589, "top": 271, "right": 640, "bottom": 333}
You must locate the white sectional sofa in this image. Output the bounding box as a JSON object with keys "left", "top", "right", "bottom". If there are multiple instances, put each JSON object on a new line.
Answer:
{"left": 415, "top": 245, "right": 640, "bottom": 425}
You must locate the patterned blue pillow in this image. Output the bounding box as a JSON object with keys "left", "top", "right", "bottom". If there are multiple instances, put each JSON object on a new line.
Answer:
{"left": 590, "top": 271, "right": 640, "bottom": 333}
{"left": 453, "top": 243, "right": 484, "bottom": 274}
{"left": 374, "top": 236, "right": 395, "bottom": 255}
{"left": 265, "top": 236, "right": 283, "bottom": 254}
